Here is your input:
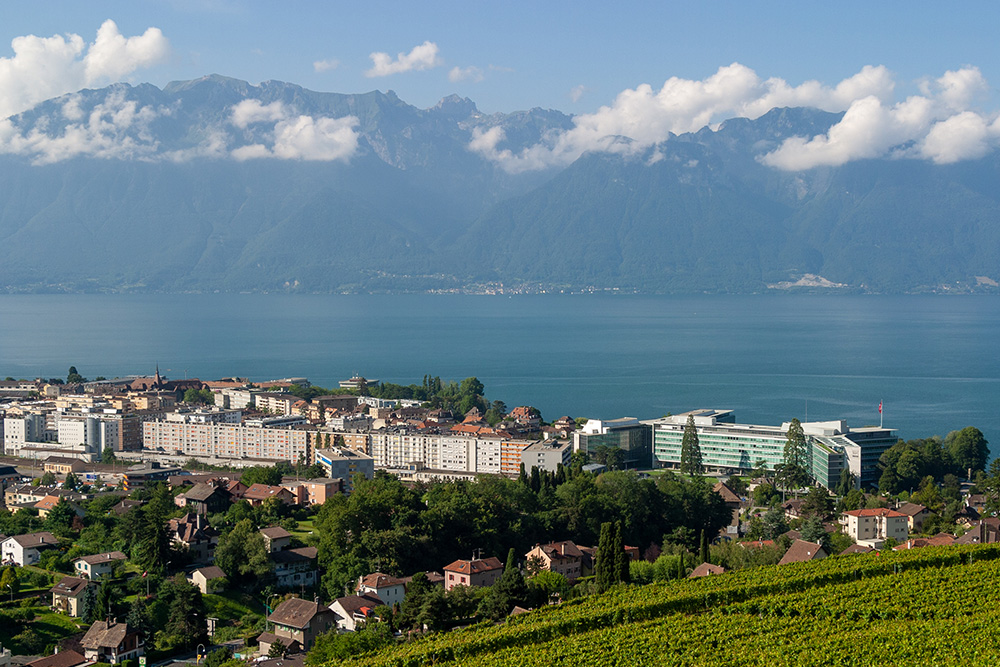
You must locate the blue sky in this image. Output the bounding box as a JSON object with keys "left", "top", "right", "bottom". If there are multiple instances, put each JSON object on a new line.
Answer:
{"left": 4, "top": 2, "right": 1000, "bottom": 170}
{"left": 4, "top": 1, "right": 999, "bottom": 114}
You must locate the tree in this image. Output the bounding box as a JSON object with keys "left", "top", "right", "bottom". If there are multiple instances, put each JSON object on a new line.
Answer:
{"left": 614, "top": 521, "right": 630, "bottom": 584}
{"left": 478, "top": 548, "right": 528, "bottom": 621}
{"left": 268, "top": 640, "right": 287, "bottom": 658}
{"left": 67, "top": 366, "right": 86, "bottom": 384}
{"left": 799, "top": 516, "right": 831, "bottom": 550}
{"left": 595, "top": 521, "right": 615, "bottom": 592}
{"left": 679, "top": 414, "right": 703, "bottom": 476}
{"left": 835, "top": 468, "right": 856, "bottom": 497}
{"left": 63, "top": 472, "right": 80, "bottom": 490}
{"left": 780, "top": 418, "right": 809, "bottom": 490}
{"left": 240, "top": 466, "right": 283, "bottom": 487}
{"left": 945, "top": 427, "right": 989, "bottom": 474}
{"left": 214, "top": 519, "right": 270, "bottom": 582}
{"left": 38, "top": 471, "right": 56, "bottom": 486}
{"left": 182, "top": 388, "right": 215, "bottom": 405}
{"left": 101, "top": 447, "right": 118, "bottom": 464}
{"left": 800, "top": 485, "right": 834, "bottom": 518}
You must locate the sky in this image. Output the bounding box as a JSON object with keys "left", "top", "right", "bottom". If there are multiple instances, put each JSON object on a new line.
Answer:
{"left": 4, "top": 1, "right": 1000, "bottom": 170}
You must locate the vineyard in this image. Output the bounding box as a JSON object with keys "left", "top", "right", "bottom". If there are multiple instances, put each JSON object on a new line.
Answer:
{"left": 338, "top": 544, "right": 1000, "bottom": 666}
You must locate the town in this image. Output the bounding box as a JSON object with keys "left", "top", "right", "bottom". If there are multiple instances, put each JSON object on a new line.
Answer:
{"left": 0, "top": 368, "right": 995, "bottom": 667}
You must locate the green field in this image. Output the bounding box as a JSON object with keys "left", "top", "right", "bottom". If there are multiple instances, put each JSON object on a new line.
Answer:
{"left": 339, "top": 544, "right": 1000, "bottom": 666}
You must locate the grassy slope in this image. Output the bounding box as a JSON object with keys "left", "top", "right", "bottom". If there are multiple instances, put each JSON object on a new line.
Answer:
{"left": 339, "top": 544, "right": 1000, "bottom": 666}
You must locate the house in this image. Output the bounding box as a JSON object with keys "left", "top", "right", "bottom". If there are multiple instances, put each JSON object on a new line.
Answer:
{"left": 2, "top": 531, "right": 59, "bottom": 565}
{"left": 841, "top": 508, "right": 909, "bottom": 547}
{"left": 243, "top": 484, "right": 297, "bottom": 507}
{"left": 896, "top": 502, "right": 931, "bottom": 532}
{"left": 184, "top": 483, "right": 232, "bottom": 515}
{"left": 688, "top": 563, "right": 726, "bottom": 578}
{"left": 893, "top": 533, "right": 956, "bottom": 550}
{"left": 443, "top": 556, "right": 503, "bottom": 591}
{"left": 260, "top": 526, "right": 293, "bottom": 553}
{"left": 282, "top": 478, "right": 342, "bottom": 506}
{"left": 357, "top": 573, "right": 406, "bottom": 608}
{"left": 168, "top": 513, "right": 220, "bottom": 564}
{"left": 263, "top": 598, "right": 336, "bottom": 652}
{"left": 35, "top": 495, "right": 85, "bottom": 520}
{"left": 110, "top": 499, "right": 143, "bottom": 516}
{"left": 50, "top": 576, "right": 92, "bottom": 617}
{"left": 778, "top": 540, "right": 828, "bottom": 565}
{"left": 189, "top": 566, "right": 227, "bottom": 594}
{"left": 80, "top": 620, "right": 144, "bottom": 664}
{"left": 330, "top": 593, "right": 384, "bottom": 632}
{"left": 840, "top": 544, "right": 875, "bottom": 555}
{"left": 25, "top": 650, "right": 88, "bottom": 667}
{"left": 525, "top": 541, "right": 585, "bottom": 581}
{"left": 272, "top": 547, "right": 319, "bottom": 590}
{"left": 74, "top": 551, "right": 127, "bottom": 579}
{"left": 43, "top": 457, "right": 86, "bottom": 475}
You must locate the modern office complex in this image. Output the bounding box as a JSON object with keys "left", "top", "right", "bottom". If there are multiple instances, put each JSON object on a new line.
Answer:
{"left": 573, "top": 418, "right": 653, "bottom": 469}
{"left": 646, "top": 409, "right": 897, "bottom": 489}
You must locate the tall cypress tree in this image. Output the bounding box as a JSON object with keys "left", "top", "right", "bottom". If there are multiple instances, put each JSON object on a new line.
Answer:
{"left": 614, "top": 521, "right": 630, "bottom": 584}
{"left": 596, "top": 522, "right": 614, "bottom": 592}
{"left": 679, "top": 414, "right": 703, "bottom": 476}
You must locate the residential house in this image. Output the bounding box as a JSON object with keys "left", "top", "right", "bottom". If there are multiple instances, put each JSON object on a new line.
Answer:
{"left": 26, "top": 651, "right": 87, "bottom": 667}
{"left": 80, "top": 620, "right": 144, "bottom": 664}
{"left": 168, "top": 513, "right": 220, "bottom": 564}
{"left": 35, "top": 495, "right": 85, "bottom": 520}
{"left": 74, "top": 551, "right": 127, "bottom": 579}
{"left": 356, "top": 573, "right": 406, "bottom": 608}
{"left": 110, "top": 499, "right": 143, "bottom": 516}
{"left": 272, "top": 547, "right": 319, "bottom": 590}
{"left": 896, "top": 502, "right": 932, "bottom": 532}
{"left": 225, "top": 479, "right": 249, "bottom": 500}
{"left": 893, "top": 534, "right": 956, "bottom": 550}
{"left": 688, "top": 563, "right": 726, "bottom": 578}
{"left": 778, "top": 540, "right": 828, "bottom": 565}
{"left": 525, "top": 541, "right": 585, "bottom": 581}
{"left": 50, "top": 576, "right": 92, "bottom": 617}
{"left": 840, "top": 544, "right": 875, "bottom": 555}
{"left": 281, "top": 478, "right": 342, "bottom": 506}
{"left": 189, "top": 566, "right": 227, "bottom": 594}
{"left": 841, "top": 508, "right": 909, "bottom": 547}
{"left": 260, "top": 526, "right": 293, "bottom": 553}
{"left": 443, "top": 556, "right": 503, "bottom": 591}
{"left": 243, "top": 484, "right": 297, "bottom": 507}
{"left": 184, "top": 483, "right": 232, "bottom": 515}
{"left": 330, "top": 593, "right": 384, "bottom": 632}
{"left": 2, "top": 531, "right": 59, "bottom": 565}
{"left": 43, "top": 457, "right": 86, "bottom": 475}
{"left": 262, "top": 598, "right": 336, "bottom": 653}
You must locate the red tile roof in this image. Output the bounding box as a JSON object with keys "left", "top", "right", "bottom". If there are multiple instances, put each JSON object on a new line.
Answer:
{"left": 443, "top": 557, "right": 503, "bottom": 575}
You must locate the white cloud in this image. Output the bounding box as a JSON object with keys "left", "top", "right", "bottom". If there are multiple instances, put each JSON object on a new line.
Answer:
{"left": 365, "top": 41, "right": 441, "bottom": 77}
{"left": 470, "top": 62, "right": 1000, "bottom": 173}
{"left": 762, "top": 67, "right": 1000, "bottom": 170}
{"left": 448, "top": 66, "right": 483, "bottom": 83}
{"left": 313, "top": 58, "right": 340, "bottom": 73}
{"left": 228, "top": 100, "right": 359, "bottom": 161}
{"left": 0, "top": 88, "right": 169, "bottom": 164}
{"left": 570, "top": 85, "right": 586, "bottom": 103}
{"left": 230, "top": 99, "right": 288, "bottom": 128}
{"left": 0, "top": 20, "right": 169, "bottom": 120}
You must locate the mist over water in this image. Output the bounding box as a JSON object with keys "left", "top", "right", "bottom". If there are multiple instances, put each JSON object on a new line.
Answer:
{"left": 1, "top": 293, "right": 997, "bottom": 455}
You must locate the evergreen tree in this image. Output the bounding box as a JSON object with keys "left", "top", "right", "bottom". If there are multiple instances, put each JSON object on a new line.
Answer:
{"left": 781, "top": 418, "right": 809, "bottom": 489}
{"left": 679, "top": 414, "right": 703, "bottom": 476}
{"left": 614, "top": 521, "right": 630, "bottom": 584}
{"left": 595, "top": 521, "right": 614, "bottom": 592}
{"left": 478, "top": 548, "right": 528, "bottom": 621}
{"left": 699, "top": 529, "right": 709, "bottom": 565}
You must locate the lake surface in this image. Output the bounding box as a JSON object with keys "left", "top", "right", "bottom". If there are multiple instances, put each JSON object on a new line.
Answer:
{"left": 1, "top": 294, "right": 997, "bottom": 452}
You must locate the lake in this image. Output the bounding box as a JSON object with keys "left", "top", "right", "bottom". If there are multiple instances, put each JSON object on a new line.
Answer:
{"left": 0, "top": 293, "right": 997, "bottom": 452}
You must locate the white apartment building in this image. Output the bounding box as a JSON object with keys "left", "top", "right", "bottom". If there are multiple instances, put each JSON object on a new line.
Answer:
{"left": 143, "top": 420, "right": 310, "bottom": 462}
{"left": 842, "top": 508, "right": 909, "bottom": 547}
{"left": 367, "top": 430, "right": 532, "bottom": 476}
{"left": 3, "top": 413, "right": 48, "bottom": 456}
{"left": 57, "top": 415, "right": 119, "bottom": 453}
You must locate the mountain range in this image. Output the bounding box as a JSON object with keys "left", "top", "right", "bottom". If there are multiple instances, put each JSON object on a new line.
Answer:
{"left": 1, "top": 75, "right": 998, "bottom": 294}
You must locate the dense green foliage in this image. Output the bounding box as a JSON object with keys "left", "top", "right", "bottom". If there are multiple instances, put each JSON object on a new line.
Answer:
{"left": 878, "top": 427, "right": 989, "bottom": 494}
{"left": 336, "top": 544, "right": 1000, "bottom": 666}
{"left": 679, "top": 414, "right": 703, "bottom": 476}
{"left": 314, "top": 469, "right": 729, "bottom": 599}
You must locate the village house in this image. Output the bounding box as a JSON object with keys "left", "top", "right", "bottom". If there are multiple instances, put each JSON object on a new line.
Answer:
{"left": 183, "top": 483, "right": 232, "bottom": 515}
{"left": 2, "top": 531, "right": 59, "bottom": 566}
{"left": 841, "top": 508, "right": 909, "bottom": 547}
{"left": 25, "top": 650, "right": 88, "bottom": 667}
{"left": 260, "top": 598, "right": 336, "bottom": 654}
{"left": 189, "top": 565, "right": 227, "bottom": 594}
{"left": 80, "top": 620, "right": 144, "bottom": 664}
{"left": 356, "top": 573, "right": 406, "bottom": 608}
{"left": 35, "top": 495, "right": 85, "bottom": 520}
{"left": 50, "top": 576, "right": 92, "bottom": 617}
{"left": 689, "top": 563, "right": 726, "bottom": 578}
{"left": 260, "top": 526, "right": 293, "bottom": 553}
{"left": 330, "top": 593, "right": 384, "bottom": 632}
{"left": 443, "top": 556, "right": 503, "bottom": 591}
{"left": 168, "top": 513, "right": 220, "bottom": 564}
{"left": 896, "top": 502, "right": 932, "bottom": 532}
{"left": 778, "top": 539, "right": 828, "bottom": 565}
{"left": 272, "top": 547, "right": 319, "bottom": 590}
{"left": 243, "top": 483, "right": 297, "bottom": 507}
{"left": 74, "top": 551, "right": 127, "bottom": 579}
{"left": 525, "top": 541, "right": 585, "bottom": 581}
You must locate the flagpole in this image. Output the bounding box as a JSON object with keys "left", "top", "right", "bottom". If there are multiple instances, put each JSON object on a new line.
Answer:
{"left": 879, "top": 399, "right": 883, "bottom": 429}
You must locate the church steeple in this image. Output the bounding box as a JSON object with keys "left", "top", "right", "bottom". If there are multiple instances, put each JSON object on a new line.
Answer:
{"left": 154, "top": 363, "right": 163, "bottom": 389}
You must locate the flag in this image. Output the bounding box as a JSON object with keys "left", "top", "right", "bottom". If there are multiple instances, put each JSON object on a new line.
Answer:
{"left": 878, "top": 400, "right": 882, "bottom": 414}
{"left": 142, "top": 571, "right": 147, "bottom": 578}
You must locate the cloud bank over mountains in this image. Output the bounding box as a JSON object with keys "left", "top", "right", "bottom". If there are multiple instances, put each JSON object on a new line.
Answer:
{"left": 2, "top": 21, "right": 1000, "bottom": 172}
